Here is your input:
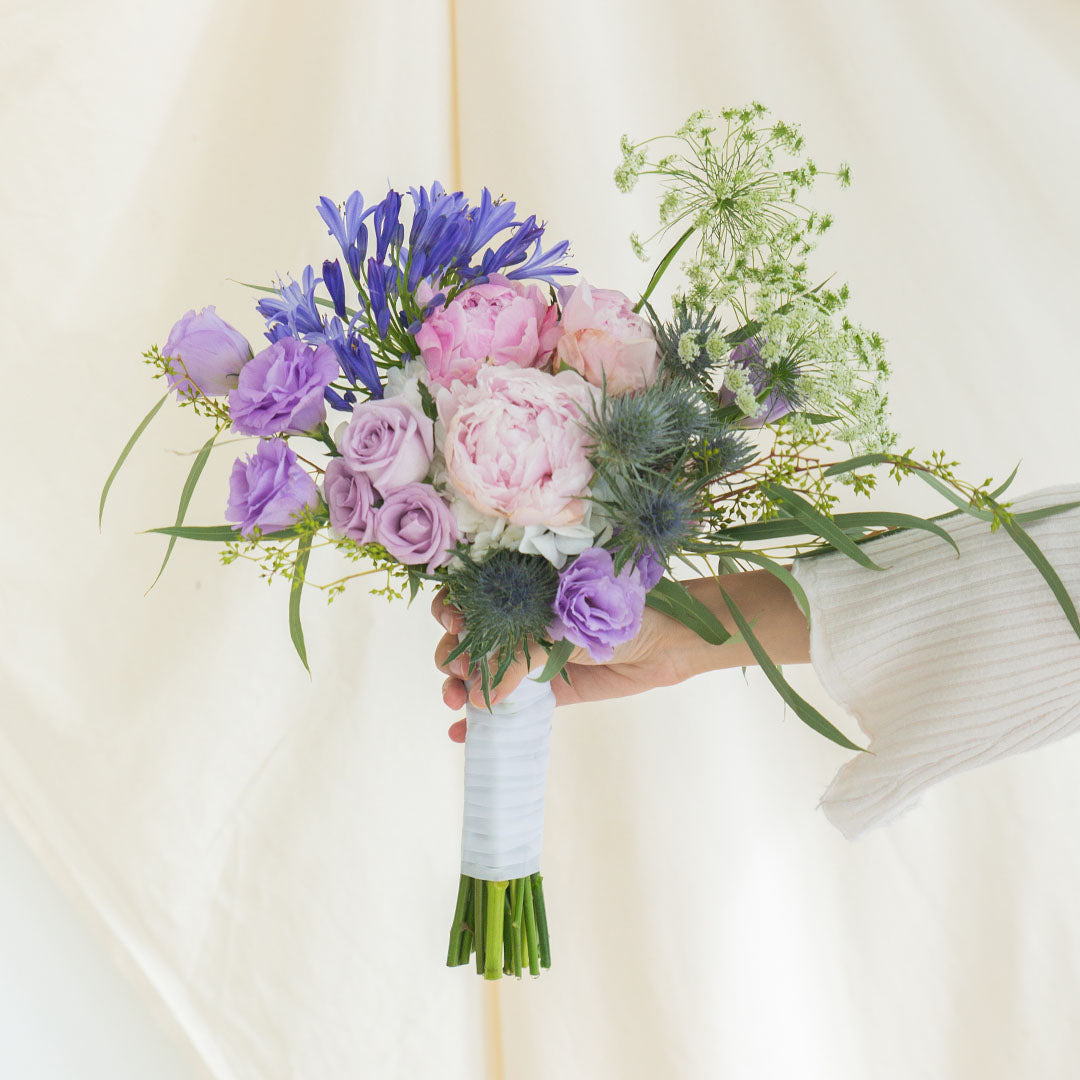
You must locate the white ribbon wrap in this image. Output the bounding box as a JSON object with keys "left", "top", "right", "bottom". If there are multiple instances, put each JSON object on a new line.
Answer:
{"left": 460, "top": 673, "right": 555, "bottom": 880}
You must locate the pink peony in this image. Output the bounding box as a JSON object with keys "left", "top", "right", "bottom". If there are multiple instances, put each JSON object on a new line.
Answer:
{"left": 439, "top": 366, "right": 595, "bottom": 527}
{"left": 552, "top": 281, "right": 659, "bottom": 396}
{"left": 415, "top": 274, "right": 560, "bottom": 388}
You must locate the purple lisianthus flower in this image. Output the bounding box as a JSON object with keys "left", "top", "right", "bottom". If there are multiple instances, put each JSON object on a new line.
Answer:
{"left": 163, "top": 306, "right": 252, "bottom": 397}
{"left": 374, "top": 483, "right": 458, "bottom": 571}
{"left": 323, "top": 458, "right": 376, "bottom": 543}
{"left": 549, "top": 547, "right": 647, "bottom": 662}
{"left": 720, "top": 337, "right": 797, "bottom": 428}
{"left": 226, "top": 439, "right": 319, "bottom": 537}
{"left": 228, "top": 338, "right": 339, "bottom": 437}
{"left": 635, "top": 548, "right": 666, "bottom": 591}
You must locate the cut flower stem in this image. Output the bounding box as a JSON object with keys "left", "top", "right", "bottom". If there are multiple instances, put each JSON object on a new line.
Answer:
{"left": 446, "top": 873, "right": 550, "bottom": 979}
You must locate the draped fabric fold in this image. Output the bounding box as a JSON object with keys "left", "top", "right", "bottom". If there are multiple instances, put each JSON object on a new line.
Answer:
{"left": 4, "top": 1, "right": 1080, "bottom": 1078}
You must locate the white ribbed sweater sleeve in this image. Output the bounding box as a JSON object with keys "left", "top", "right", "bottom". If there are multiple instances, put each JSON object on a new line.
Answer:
{"left": 791, "top": 484, "right": 1080, "bottom": 840}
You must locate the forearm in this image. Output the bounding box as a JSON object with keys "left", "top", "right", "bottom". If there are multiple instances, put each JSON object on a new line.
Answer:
{"left": 677, "top": 569, "right": 811, "bottom": 678}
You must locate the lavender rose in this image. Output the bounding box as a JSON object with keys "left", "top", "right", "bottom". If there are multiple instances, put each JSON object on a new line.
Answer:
{"left": 549, "top": 547, "right": 647, "bottom": 662}
{"left": 374, "top": 483, "right": 458, "bottom": 571}
{"left": 228, "top": 338, "right": 339, "bottom": 437}
{"left": 163, "top": 306, "right": 252, "bottom": 397}
{"left": 323, "top": 458, "right": 376, "bottom": 543}
{"left": 226, "top": 439, "right": 319, "bottom": 538}
{"left": 336, "top": 397, "right": 435, "bottom": 495}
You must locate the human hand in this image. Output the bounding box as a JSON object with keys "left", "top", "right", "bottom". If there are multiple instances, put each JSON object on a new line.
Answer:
{"left": 431, "top": 586, "right": 702, "bottom": 742}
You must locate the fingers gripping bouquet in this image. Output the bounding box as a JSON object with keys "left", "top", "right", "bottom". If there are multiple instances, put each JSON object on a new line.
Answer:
{"left": 104, "top": 104, "right": 1080, "bottom": 981}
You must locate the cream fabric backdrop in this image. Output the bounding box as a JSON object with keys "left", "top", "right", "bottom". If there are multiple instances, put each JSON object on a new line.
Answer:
{"left": 3, "top": 1, "right": 1080, "bottom": 1078}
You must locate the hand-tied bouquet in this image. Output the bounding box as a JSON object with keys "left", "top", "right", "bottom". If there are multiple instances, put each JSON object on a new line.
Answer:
{"left": 103, "top": 103, "right": 1080, "bottom": 980}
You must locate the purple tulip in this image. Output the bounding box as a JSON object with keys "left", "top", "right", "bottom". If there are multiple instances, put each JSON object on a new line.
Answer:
{"left": 228, "top": 338, "right": 339, "bottom": 437}
{"left": 163, "top": 306, "right": 251, "bottom": 397}
{"left": 549, "top": 547, "right": 647, "bottom": 662}
{"left": 226, "top": 439, "right": 319, "bottom": 537}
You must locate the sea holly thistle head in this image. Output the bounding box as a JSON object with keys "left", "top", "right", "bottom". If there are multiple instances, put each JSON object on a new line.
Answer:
{"left": 442, "top": 548, "right": 560, "bottom": 690}
{"left": 652, "top": 301, "right": 726, "bottom": 385}
{"left": 600, "top": 472, "right": 701, "bottom": 569}
{"left": 582, "top": 379, "right": 710, "bottom": 476}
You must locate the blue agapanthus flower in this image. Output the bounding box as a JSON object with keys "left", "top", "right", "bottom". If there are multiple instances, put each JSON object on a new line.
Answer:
{"left": 259, "top": 182, "right": 575, "bottom": 413}
{"left": 318, "top": 181, "right": 575, "bottom": 292}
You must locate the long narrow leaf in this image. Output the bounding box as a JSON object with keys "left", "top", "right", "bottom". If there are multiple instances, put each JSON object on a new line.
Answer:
{"left": 719, "top": 589, "right": 866, "bottom": 752}
{"left": 716, "top": 518, "right": 815, "bottom": 543}
{"left": 146, "top": 433, "right": 217, "bottom": 593}
{"left": 536, "top": 638, "right": 575, "bottom": 683}
{"left": 144, "top": 524, "right": 301, "bottom": 542}
{"left": 633, "top": 225, "right": 694, "bottom": 314}
{"left": 830, "top": 511, "right": 959, "bottom": 556}
{"left": 989, "top": 462, "right": 1021, "bottom": 500}
{"left": 912, "top": 471, "right": 997, "bottom": 522}
{"left": 822, "top": 453, "right": 895, "bottom": 478}
{"left": 709, "top": 548, "right": 812, "bottom": 624}
{"left": 99, "top": 392, "right": 169, "bottom": 528}
{"left": 989, "top": 499, "right": 1080, "bottom": 641}
{"left": 645, "top": 577, "right": 732, "bottom": 645}
{"left": 290, "top": 533, "right": 313, "bottom": 673}
{"left": 762, "top": 483, "right": 886, "bottom": 571}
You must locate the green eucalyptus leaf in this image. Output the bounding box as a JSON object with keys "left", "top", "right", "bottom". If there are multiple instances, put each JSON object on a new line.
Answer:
{"left": 146, "top": 432, "right": 217, "bottom": 593}
{"left": 144, "top": 524, "right": 301, "bottom": 542}
{"left": 535, "top": 638, "right": 576, "bottom": 683}
{"left": 719, "top": 588, "right": 866, "bottom": 752}
{"left": 710, "top": 548, "right": 812, "bottom": 625}
{"left": 290, "top": 532, "right": 312, "bottom": 673}
{"left": 634, "top": 225, "right": 695, "bottom": 314}
{"left": 989, "top": 498, "right": 1080, "bottom": 641}
{"left": 762, "top": 483, "right": 886, "bottom": 571}
{"left": 645, "top": 577, "right": 732, "bottom": 646}
{"left": 912, "top": 471, "right": 997, "bottom": 521}
{"left": 830, "top": 511, "right": 960, "bottom": 556}
{"left": 989, "top": 462, "right": 1021, "bottom": 500}
{"left": 821, "top": 452, "right": 896, "bottom": 478}
{"left": 99, "top": 392, "right": 169, "bottom": 528}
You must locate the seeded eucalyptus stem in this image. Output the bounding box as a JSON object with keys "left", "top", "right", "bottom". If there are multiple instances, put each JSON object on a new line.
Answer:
{"left": 446, "top": 873, "right": 550, "bottom": 979}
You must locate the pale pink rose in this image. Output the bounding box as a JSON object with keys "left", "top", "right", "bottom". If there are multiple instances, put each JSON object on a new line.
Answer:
{"left": 551, "top": 281, "right": 660, "bottom": 396}
{"left": 440, "top": 366, "right": 595, "bottom": 527}
{"left": 415, "top": 274, "right": 560, "bottom": 388}
{"left": 335, "top": 397, "right": 434, "bottom": 495}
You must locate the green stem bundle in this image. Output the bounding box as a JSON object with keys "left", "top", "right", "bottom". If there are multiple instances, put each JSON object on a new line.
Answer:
{"left": 446, "top": 873, "right": 551, "bottom": 979}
